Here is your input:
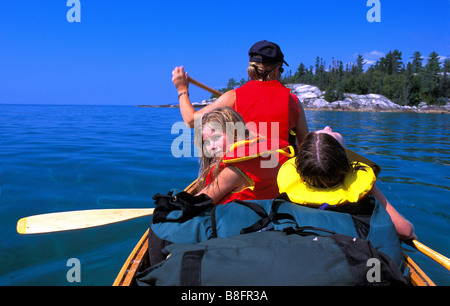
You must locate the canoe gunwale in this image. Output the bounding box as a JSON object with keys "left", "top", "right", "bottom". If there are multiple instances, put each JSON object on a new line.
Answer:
{"left": 113, "top": 229, "right": 149, "bottom": 286}
{"left": 403, "top": 251, "right": 435, "bottom": 286}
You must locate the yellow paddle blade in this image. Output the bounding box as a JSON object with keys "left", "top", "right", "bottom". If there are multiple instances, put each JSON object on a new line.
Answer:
{"left": 17, "top": 208, "right": 155, "bottom": 234}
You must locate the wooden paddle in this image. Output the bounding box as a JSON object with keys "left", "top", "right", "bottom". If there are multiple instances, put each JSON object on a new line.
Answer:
{"left": 187, "top": 76, "right": 223, "bottom": 97}
{"left": 16, "top": 181, "right": 198, "bottom": 235}
{"left": 17, "top": 208, "right": 154, "bottom": 234}
{"left": 409, "top": 240, "right": 450, "bottom": 271}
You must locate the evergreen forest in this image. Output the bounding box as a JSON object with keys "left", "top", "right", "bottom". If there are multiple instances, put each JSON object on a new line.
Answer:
{"left": 218, "top": 50, "right": 450, "bottom": 106}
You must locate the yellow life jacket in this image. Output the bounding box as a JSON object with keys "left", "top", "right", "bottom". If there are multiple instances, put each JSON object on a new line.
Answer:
{"left": 277, "top": 158, "right": 376, "bottom": 206}
{"left": 223, "top": 137, "right": 295, "bottom": 164}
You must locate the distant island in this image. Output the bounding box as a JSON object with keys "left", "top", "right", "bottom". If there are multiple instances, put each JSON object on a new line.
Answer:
{"left": 286, "top": 83, "right": 450, "bottom": 113}
{"left": 137, "top": 101, "right": 211, "bottom": 109}
{"left": 138, "top": 83, "right": 450, "bottom": 114}
{"left": 140, "top": 49, "right": 450, "bottom": 114}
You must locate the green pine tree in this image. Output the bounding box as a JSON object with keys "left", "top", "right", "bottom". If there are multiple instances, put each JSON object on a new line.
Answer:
{"left": 410, "top": 51, "right": 424, "bottom": 74}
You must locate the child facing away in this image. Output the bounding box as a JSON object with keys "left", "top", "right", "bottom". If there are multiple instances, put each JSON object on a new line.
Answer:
{"left": 278, "top": 126, "right": 417, "bottom": 241}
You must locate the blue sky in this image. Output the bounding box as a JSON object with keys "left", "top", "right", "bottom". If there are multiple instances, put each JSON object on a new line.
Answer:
{"left": 0, "top": 0, "right": 449, "bottom": 105}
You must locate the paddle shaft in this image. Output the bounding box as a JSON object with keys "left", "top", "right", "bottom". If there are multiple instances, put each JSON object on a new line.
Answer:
{"left": 188, "top": 76, "right": 223, "bottom": 97}
{"left": 410, "top": 240, "right": 450, "bottom": 271}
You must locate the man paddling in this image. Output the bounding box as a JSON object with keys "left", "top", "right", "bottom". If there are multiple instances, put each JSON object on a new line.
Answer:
{"left": 172, "top": 40, "right": 309, "bottom": 148}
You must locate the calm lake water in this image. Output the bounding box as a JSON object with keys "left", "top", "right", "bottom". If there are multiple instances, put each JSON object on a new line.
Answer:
{"left": 0, "top": 105, "right": 449, "bottom": 285}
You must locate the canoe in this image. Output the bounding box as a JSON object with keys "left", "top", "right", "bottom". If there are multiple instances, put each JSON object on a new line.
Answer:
{"left": 113, "top": 181, "right": 435, "bottom": 286}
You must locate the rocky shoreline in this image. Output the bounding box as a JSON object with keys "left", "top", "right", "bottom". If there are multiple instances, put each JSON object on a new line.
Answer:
{"left": 139, "top": 83, "right": 450, "bottom": 114}
{"left": 287, "top": 84, "right": 450, "bottom": 114}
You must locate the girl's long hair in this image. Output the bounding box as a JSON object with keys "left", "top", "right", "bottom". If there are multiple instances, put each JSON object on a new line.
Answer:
{"left": 193, "top": 107, "right": 250, "bottom": 192}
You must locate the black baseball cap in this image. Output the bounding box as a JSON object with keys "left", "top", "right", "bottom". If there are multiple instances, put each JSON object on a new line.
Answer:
{"left": 248, "top": 40, "right": 289, "bottom": 66}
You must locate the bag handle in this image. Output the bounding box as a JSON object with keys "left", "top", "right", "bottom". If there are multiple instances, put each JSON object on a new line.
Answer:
{"left": 210, "top": 199, "right": 272, "bottom": 238}
{"left": 269, "top": 196, "right": 298, "bottom": 224}
{"left": 283, "top": 225, "right": 338, "bottom": 236}
{"left": 152, "top": 191, "right": 214, "bottom": 224}
{"left": 271, "top": 197, "right": 341, "bottom": 237}
{"left": 234, "top": 200, "right": 272, "bottom": 234}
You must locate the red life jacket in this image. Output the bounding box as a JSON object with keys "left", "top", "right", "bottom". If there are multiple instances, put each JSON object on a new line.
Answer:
{"left": 234, "top": 80, "right": 293, "bottom": 143}
{"left": 205, "top": 137, "right": 294, "bottom": 204}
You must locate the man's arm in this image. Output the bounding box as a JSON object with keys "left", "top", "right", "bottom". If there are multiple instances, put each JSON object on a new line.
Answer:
{"left": 172, "top": 66, "right": 235, "bottom": 128}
